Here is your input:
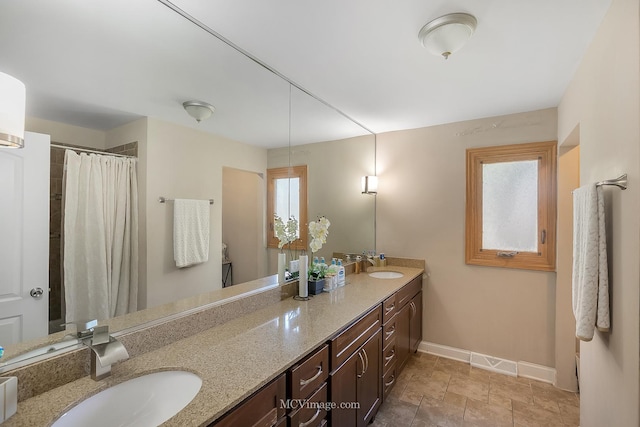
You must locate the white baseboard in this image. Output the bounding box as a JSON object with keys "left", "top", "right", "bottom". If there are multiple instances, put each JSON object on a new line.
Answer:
{"left": 518, "top": 361, "right": 556, "bottom": 385}
{"left": 419, "top": 341, "right": 470, "bottom": 363}
{"left": 418, "top": 341, "right": 556, "bottom": 384}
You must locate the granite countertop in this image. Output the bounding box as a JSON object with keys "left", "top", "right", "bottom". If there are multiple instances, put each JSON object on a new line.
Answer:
{"left": 6, "top": 266, "right": 423, "bottom": 427}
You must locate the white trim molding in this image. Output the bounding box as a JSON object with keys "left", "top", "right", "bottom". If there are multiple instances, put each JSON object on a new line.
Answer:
{"left": 418, "top": 341, "right": 556, "bottom": 385}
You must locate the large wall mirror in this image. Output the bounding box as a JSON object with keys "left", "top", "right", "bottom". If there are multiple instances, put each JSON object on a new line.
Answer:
{"left": 0, "top": 0, "right": 374, "bottom": 369}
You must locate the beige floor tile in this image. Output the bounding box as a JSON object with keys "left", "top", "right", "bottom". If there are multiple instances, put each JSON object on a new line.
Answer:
{"left": 490, "top": 380, "right": 533, "bottom": 405}
{"left": 558, "top": 402, "right": 580, "bottom": 426}
{"left": 488, "top": 390, "right": 512, "bottom": 411}
{"left": 443, "top": 391, "right": 467, "bottom": 409}
{"left": 410, "top": 420, "right": 438, "bottom": 427}
{"left": 414, "top": 396, "right": 465, "bottom": 427}
{"left": 532, "top": 394, "right": 560, "bottom": 413}
{"left": 463, "top": 398, "right": 513, "bottom": 427}
{"left": 446, "top": 375, "right": 490, "bottom": 403}
{"left": 512, "top": 400, "right": 565, "bottom": 427}
{"left": 434, "top": 358, "right": 471, "bottom": 376}
{"left": 401, "top": 371, "right": 451, "bottom": 404}
{"left": 490, "top": 372, "right": 531, "bottom": 386}
{"left": 531, "top": 383, "right": 579, "bottom": 407}
{"left": 374, "top": 395, "right": 419, "bottom": 427}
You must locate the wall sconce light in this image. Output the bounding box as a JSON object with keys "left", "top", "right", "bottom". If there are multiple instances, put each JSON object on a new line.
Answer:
{"left": 0, "top": 71, "right": 26, "bottom": 148}
{"left": 418, "top": 13, "right": 477, "bottom": 60}
{"left": 361, "top": 176, "right": 378, "bottom": 195}
{"left": 183, "top": 100, "right": 215, "bottom": 123}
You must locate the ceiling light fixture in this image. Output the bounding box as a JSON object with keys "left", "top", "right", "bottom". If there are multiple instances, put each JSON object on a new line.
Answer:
{"left": 0, "top": 71, "right": 26, "bottom": 148}
{"left": 418, "top": 13, "right": 477, "bottom": 60}
{"left": 183, "top": 100, "right": 215, "bottom": 123}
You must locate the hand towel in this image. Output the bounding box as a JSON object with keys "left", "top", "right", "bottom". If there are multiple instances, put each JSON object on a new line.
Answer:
{"left": 572, "top": 185, "right": 610, "bottom": 341}
{"left": 173, "top": 199, "right": 210, "bottom": 268}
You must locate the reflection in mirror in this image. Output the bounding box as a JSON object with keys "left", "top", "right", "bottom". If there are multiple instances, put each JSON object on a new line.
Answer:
{"left": 0, "top": 0, "right": 375, "bottom": 370}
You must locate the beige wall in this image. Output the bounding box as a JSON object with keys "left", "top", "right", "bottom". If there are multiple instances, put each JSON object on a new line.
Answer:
{"left": 558, "top": 0, "right": 640, "bottom": 424}
{"left": 222, "top": 167, "right": 266, "bottom": 285}
{"left": 377, "top": 108, "right": 558, "bottom": 367}
{"left": 25, "top": 117, "right": 106, "bottom": 149}
{"left": 267, "top": 134, "right": 376, "bottom": 268}
{"left": 144, "top": 118, "right": 267, "bottom": 308}
{"left": 556, "top": 142, "right": 580, "bottom": 391}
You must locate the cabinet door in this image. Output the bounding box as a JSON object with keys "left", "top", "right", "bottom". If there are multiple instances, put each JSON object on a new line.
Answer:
{"left": 357, "top": 331, "right": 382, "bottom": 427}
{"left": 409, "top": 291, "right": 423, "bottom": 354}
{"left": 329, "top": 352, "right": 358, "bottom": 427}
{"left": 396, "top": 303, "right": 411, "bottom": 373}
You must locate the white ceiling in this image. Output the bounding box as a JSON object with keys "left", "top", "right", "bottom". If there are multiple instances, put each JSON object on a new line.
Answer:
{"left": 0, "top": 0, "right": 611, "bottom": 148}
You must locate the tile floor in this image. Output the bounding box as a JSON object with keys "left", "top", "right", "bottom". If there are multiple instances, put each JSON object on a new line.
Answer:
{"left": 373, "top": 353, "right": 580, "bottom": 427}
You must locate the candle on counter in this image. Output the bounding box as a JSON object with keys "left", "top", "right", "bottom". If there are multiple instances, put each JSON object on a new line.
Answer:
{"left": 298, "top": 255, "right": 308, "bottom": 298}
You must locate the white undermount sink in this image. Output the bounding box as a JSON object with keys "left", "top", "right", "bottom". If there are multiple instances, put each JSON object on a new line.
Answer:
{"left": 52, "top": 370, "right": 202, "bottom": 427}
{"left": 368, "top": 271, "right": 404, "bottom": 279}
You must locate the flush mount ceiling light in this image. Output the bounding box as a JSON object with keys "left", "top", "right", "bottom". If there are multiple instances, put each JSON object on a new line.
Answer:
{"left": 418, "top": 13, "right": 477, "bottom": 60}
{"left": 0, "top": 71, "right": 26, "bottom": 148}
{"left": 183, "top": 100, "right": 215, "bottom": 123}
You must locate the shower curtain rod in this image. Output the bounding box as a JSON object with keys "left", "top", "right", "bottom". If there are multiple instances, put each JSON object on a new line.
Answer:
{"left": 50, "top": 143, "right": 136, "bottom": 159}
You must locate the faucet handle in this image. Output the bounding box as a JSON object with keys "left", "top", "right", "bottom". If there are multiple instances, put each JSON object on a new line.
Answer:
{"left": 62, "top": 319, "right": 98, "bottom": 338}
{"left": 91, "top": 325, "right": 110, "bottom": 345}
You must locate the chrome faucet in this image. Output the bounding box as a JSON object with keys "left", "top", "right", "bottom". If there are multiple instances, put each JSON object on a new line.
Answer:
{"left": 68, "top": 320, "right": 129, "bottom": 381}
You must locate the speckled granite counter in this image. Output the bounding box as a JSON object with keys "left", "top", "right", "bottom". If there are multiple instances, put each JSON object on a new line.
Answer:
{"left": 5, "top": 266, "right": 423, "bottom": 427}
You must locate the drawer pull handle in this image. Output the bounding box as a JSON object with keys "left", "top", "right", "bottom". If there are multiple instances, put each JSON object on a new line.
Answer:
{"left": 299, "top": 407, "right": 322, "bottom": 427}
{"left": 385, "top": 374, "right": 396, "bottom": 388}
{"left": 357, "top": 351, "right": 366, "bottom": 378}
{"left": 385, "top": 304, "right": 395, "bottom": 314}
{"left": 385, "top": 326, "right": 396, "bottom": 339}
{"left": 385, "top": 349, "right": 395, "bottom": 363}
{"left": 362, "top": 348, "right": 369, "bottom": 375}
{"left": 299, "top": 365, "right": 323, "bottom": 387}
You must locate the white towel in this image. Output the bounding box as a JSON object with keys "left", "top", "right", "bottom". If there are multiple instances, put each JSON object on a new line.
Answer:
{"left": 572, "top": 185, "right": 610, "bottom": 341}
{"left": 173, "top": 199, "right": 210, "bottom": 268}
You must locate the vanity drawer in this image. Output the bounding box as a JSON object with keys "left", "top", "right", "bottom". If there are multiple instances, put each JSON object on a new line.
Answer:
{"left": 330, "top": 306, "right": 382, "bottom": 370}
{"left": 382, "top": 294, "right": 397, "bottom": 324}
{"left": 382, "top": 340, "right": 397, "bottom": 374}
{"left": 288, "top": 382, "right": 328, "bottom": 427}
{"left": 397, "top": 276, "right": 422, "bottom": 309}
{"left": 382, "top": 363, "right": 397, "bottom": 401}
{"left": 213, "top": 374, "right": 286, "bottom": 426}
{"left": 289, "top": 344, "right": 329, "bottom": 400}
{"left": 382, "top": 315, "right": 398, "bottom": 348}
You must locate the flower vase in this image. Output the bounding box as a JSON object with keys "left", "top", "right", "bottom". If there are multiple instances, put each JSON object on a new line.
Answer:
{"left": 298, "top": 255, "right": 308, "bottom": 298}
{"left": 277, "top": 252, "right": 286, "bottom": 283}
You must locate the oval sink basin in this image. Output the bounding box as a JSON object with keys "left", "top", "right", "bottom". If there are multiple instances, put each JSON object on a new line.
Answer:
{"left": 52, "top": 371, "right": 202, "bottom": 427}
{"left": 369, "top": 271, "right": 404, "bottom": 279}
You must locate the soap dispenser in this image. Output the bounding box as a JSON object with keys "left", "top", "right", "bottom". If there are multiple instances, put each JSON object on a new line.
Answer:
{"left": 337, "top": 260, "right": 345, "bottom": 286}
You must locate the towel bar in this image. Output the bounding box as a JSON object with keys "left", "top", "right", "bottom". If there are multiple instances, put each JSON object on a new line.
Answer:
{"left": 159, "top": 197, "right": 214, "bottom": 205}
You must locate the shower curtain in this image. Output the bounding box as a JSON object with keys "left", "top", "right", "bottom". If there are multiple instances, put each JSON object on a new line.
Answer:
{"left": 63, "top": 150, "right": 138, "bottom": 323}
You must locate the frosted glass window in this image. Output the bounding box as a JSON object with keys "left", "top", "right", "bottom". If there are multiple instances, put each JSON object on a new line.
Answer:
{"left": 275, "top": 177, "right": 300, "bottom": 237}
{"left": 482, "top": 160, "right": 538, "bottom": 252}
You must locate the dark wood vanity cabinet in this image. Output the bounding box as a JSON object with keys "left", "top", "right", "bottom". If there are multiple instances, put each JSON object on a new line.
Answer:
{"left": 329, "top": 306, "right": 382, "bottom": 427}
{"left": 211, "top": 373, "right": 286, "bottom": 427}
{"left": 288, "top": 344, "right": 330, "bottom": 427}
{"left": 330, "top": 331, "right": 382, "bottom": 427}
{"left": 382, "top": 276, "right": 423, "bottom": 401}
{"left": 211, "top": 275, "right": 422, "bottom": 427}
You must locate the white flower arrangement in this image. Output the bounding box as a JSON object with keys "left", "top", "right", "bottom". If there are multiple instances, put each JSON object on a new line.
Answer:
{"left": 274, "top": 214, "right": 299, "bottom": 249}
{"left": 309, "top": 216, "right": 330, "bottom": 253}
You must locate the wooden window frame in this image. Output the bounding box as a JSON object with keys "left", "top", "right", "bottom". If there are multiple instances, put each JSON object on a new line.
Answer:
{"left": 465, "top": 141, "right": 557, "bottom": 271}
{"left": 267, "top": 165, "right": 308, "bottom": 250}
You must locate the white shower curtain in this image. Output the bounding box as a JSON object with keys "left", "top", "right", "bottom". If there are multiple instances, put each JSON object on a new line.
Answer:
{"left": 63, "top": 150, "right": 138, "bottom": 323}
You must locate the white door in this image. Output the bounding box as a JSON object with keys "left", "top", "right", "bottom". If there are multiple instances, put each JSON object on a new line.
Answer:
{"left": 0, "top": 131, "right": 50, "bottom": 345}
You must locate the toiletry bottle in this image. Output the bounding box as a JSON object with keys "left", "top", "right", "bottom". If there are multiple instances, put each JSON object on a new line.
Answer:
{"left": 337, "top": 260, "right": 345, "bottom": 286}
{"left": 379, "top": 253, "right": 387, "bottom": 267}
{"left": 355, "top": 256, "right": 361, "bottom": 274}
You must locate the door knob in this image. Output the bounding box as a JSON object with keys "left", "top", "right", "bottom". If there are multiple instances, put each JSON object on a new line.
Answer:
{"left": 30, "top": 287, "right": 44, "bottom": 298}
